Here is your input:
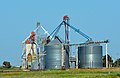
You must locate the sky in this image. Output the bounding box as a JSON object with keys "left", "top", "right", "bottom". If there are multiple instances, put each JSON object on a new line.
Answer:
{"left": 0, "top": 0, "right": 120, "bottom": 66}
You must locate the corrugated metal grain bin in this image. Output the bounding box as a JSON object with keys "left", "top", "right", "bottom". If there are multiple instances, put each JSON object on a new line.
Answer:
{"left": 44, "top": 38, "right": 69, "bottom": 69}
{"left": 78, "top": 44, "right": 103, "bottom": 68}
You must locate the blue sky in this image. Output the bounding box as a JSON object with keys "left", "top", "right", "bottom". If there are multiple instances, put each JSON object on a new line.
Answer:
{"left": 0, "top": 0, "right": 120, "bottom": 66}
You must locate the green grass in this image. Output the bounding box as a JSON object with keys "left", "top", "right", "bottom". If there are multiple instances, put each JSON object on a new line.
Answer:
{"left": 0, "top": 66, "right": 22, "bottom": 71}
{"left": 0, "top": 68, "right": 120, "bottom": 78}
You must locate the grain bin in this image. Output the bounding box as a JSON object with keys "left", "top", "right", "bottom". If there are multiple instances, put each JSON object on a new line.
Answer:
{"left": 44, "top": 38, "right": 69, "bottom": 69}
{"left": 78, "top": 44, "right": 103, "bottom": 68}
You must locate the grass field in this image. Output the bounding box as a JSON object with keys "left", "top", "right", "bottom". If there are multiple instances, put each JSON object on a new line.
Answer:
{"left": 0, "top": 68, "right": 120, "bottom": 78}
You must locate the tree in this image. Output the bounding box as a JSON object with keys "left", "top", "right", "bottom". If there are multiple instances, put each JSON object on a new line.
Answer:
{"left": 3, "top": 61, "right": 11, "bottom": 68}
{"left": 102, "top": 54, "right": 113, "bottom": 67}
{"left": 112, "top": 58, "right": 120, "bottom": 67}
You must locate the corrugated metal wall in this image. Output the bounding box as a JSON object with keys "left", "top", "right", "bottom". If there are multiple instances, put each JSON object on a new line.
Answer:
{"left": 78, "top": 45, "right": 103, "bottom": 68}
{"left": 44, "top": 39, "right": 69, "bottom": 69}
{"left": 44, "top": 45, "right": 62, "bottom": 69}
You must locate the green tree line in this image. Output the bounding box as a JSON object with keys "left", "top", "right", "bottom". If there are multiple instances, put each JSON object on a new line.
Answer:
{"left": 102, "top": 54, "right": 120, "bottom": 67}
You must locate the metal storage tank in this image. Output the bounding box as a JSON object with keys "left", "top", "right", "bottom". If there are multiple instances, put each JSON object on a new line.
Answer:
{"left": 44, "top": 38, "right": 69, "bottom": 69}
{"left": 78, "top": 44, "right": 103, "bottom": 68}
